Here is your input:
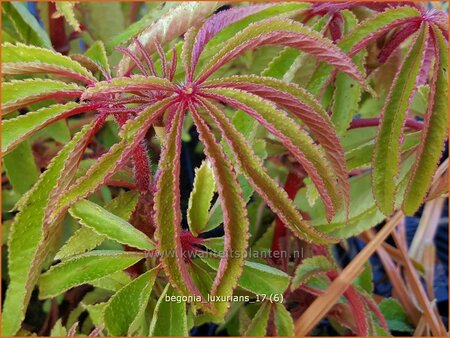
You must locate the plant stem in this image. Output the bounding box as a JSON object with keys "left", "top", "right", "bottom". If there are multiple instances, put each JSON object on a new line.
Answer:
{"left": 349, "top": 117, "right": 424, "bottom": 131}
{"left": 48, "top": 3, "right": 70, "bottom": 55}
{"left": 271, "top": 172, "right": 303, "bottom": 255}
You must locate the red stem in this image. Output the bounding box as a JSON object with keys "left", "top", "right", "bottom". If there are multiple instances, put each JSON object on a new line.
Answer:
{"left": 48, "top": 3, "right": 70, "bottom": 55}
{"left": 271, "top": 172, "right": 302, "bottom": 254}
{"left": 349, "top": 117, "right": 424, "bottom": 131}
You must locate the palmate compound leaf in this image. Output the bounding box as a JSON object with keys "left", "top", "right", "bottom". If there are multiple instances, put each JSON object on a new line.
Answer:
{"left": 2, "top": 79, "right": 83, "bottom": 115}
{"left": 68, "top": 199, "right": 155, "bottom": 250}
{"left": 1, "top": 126, "right": 91, "bottom": 336}
{"left": 38, "top": 251, "right": 144, "bottom": 299}
{"left": 2, "top": 42, "right": 96, "bottom": 84}
{"left": 203, "top": 75, "right": 350, "bottom": 213}
{"left": 103, "top": 267, "right": 160, "bottom": 336}
{"left": 307, "top": 6, "right": 421, "bottom": 96}
{"left": 149, "top": 284, "right": 189, "bottom": 336}
{"left": 189, "top": 102, "right": 249, "bottom": 319}
{"left": 402, "top": 26, "right": 449, "bottom": 215}
{"left": 195, "top": 17, "right": 369, "bottom": 92}
{"left": 372, "top": 25, "right": 428, "bottom": 215}
{"left": 187, "top": 160, "right": 216, "bottom": 236}
{"left": 196, "top": 98, "right": 337, "bottom": 245}
{"left": 117, "top": 1, "right": 221, "bottom": 76}
{"left": 2, "top": 102, "right": 95, "bottom": 155}
{"left": 48, "top": 97, "right": 175, "bottom": 223}
{"left": 201, "top": 88, "right": 340, "bottom": 221}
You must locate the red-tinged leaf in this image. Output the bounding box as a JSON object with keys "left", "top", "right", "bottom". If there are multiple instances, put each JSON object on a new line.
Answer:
{"left": 46, "top": 114, "right": 108, "bottom": 216}
{"left": 2, "top": 42, "right": 96, "bottom": 84}
{"left": 342, "top": 6, "right": 422, "bottom": 56}
{"left": 307, "top": 6, "right": 421, "bottom": 96}
{"left": 1, "top": 126, "right": 91, "bottom": 336}
{"left": 154, "top": 105, "right": 204, "bottom": 300}
{"left": 203, "top": 75, "right": 350, "bottom": 212}
{"left": 196, "top": 18, "right": 368, "bottom": 91}
{"left": 403, "top": 26, "right": 448, "bottom": 215}
{"left": 2, "top": 102, "right": 98, "bottom": 155}
{"left": 81, "top": 75, "right": 177, "bottom": 100}
{"left": 201, "top": 87, "right": 340, "bottom": 221}
{"left": 2, "top": 79, "right": 83, "bottom": 115}
{"left": 189, "top": 102, "right": 249, "bottom": 319}
{"left": 378, "top": 22, "right": 421, "bottom": 64}
{"left": 116, "top": 2, "right": 221, "bottom": 76}
{"left": 417, "top": 34, "right": 436, "bottom": 85}
{"left": 48, "top": 98, "right": 175, "bottom": 223}
{"left": 372, "top": 26, "right": 428, "bottom": 215}
{"left": 188, "top": 4, "right": 273, "bottom": 79}
{"left": 359, "top": 292, "right": 389, "bottom": 331}
{"left": 327, "top": 270, "right": 369, "bottom": 336}
{"left": 196, "top": 97, "right": 337, "bottom": 245}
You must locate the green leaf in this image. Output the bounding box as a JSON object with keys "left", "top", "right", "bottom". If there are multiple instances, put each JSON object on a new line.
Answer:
{"left": 291, "top": 256, "right": 335, "bottom": 290}
{"left": 244, "top": 302, "right": 270, "bottom": 336}
{"left": 55, "top": 227, "right": 105, "bottom": 261}
{"left": 2, "top": 2, "right": 52, "bottom": 48}
{"left": 69, "top": 199, "right": 154, "bottom": 250}
{"left": 56, "top": 191, "right": 139, "bottom": 259}
{"left": 90, "top": 270, "right": 132, "bottom": 292}
{"left": 54, "top": 2, "right": 81, "bottom": 32}
{"left": 50, "top": 319, "right": 67, "bottom": 337}
{"left": 84, "top": 41, "right": 110, "bottom": 75}
{"left": 354, "top": 262, "right": 373, "bottom": 294}
{"left": 103, "top": 267, "right": 159, "bottom": 336}
{"left": 2, "top": 102, "right": 81, "bottom": 154}
{"left": 1, "top": 126, "right": 91, "bottom": 336}
{"left": 402, "top": 26, "right": 449, "bottom": 215}
{"left": 188, "top": 160, "right": 216, "bottom": 236}
{"left": 149, "top": 284, "right": 188, "bottom": 336}
{"left": 2, "top": 79, "right": 82, "bottom": 115}
{"left": 38, "top": 251, "right": 144, "bottom": 299}
{"left": 2, "top": 42, "right": 96, "bottom": 83}
{"left": 274, "top": 303, "right": 294, "bottom": 336}
{"left": 331, "top": 11, "right": 365, "bottom": 136}
{"left": 372, "top": 26, "right": 428, "bottom": 215}
{"left": 2, "top": 139, "right": 39, "bottom": 194}
{"left": 201, "top": 257, "right": 290, "bottom": 296}
{"left": 379, "top": 298, "right": 414, "bottom": 333}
